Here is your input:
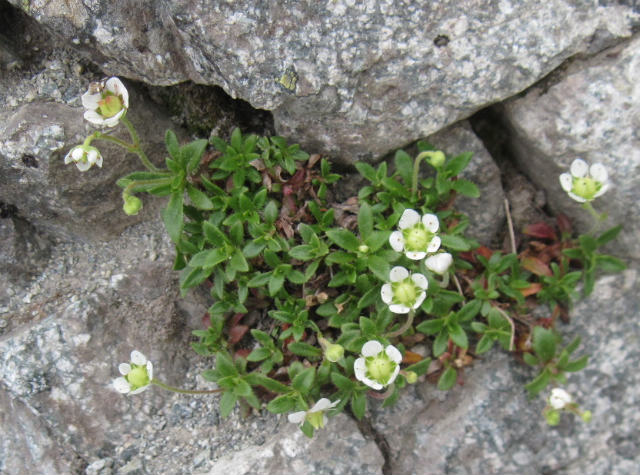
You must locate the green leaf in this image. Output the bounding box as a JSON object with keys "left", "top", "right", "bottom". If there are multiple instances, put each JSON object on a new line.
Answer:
{"left": 563, "top": 355, "right": 589, "bottom": 372}
{"left": 522, "top": 352, "right": 539, "bottom": 366}
{"left": 579, "top": 234, "right": 598, "bottom": 254}
{"left": 437, "top": 367, "right": 457, "bottom": 391}
{"left": 331, "top": 372, "right": 355, "bottom": 391}
{"left": 416, "top": 318, "right": 445, "bottom": 335}
{"left": 596, "top": 225, "right": 622, "bottom": 246}
{"left": 203, "top": 221, "right": 228, "bottom": 246}
{"left": 233, "top": 379, "right": 252, "bottom": 397}
{"left": 186, "top": 183, "right": 214, "bottom": 210}
{"left": 440, "top": 234, "right": 471, "bottom": 251}
{"left": 189, "top": 249, "right": 226, "bottom": 268}
{"left": 215, "top": 352, "right": 238, "bottom": 377}
{"left": 266, "top": 394, "right": 297, "bottom": 413}
{"left": 219, "top": 391, "right": 237, "bottom": 418}
{"left": 286, "top": 270, "right": 307, "bottom": 284}
{"left": 288, "top": 342, "right": 322, "bottom": 358}
{"left": 289, "top": 245, "right": 315, "bottom": 261}
{"left": 355, "top": 162, "right": 377, "bottom": 183}
{"left": 245, "top": 373, "right": 290, "bottom": 393}
{"left": 180, "top": 266, "right": 212, "bottom": 290}
{"left": 447, "top": 323, "right": 468, "bottom": 349}
{"left": 162, "top": 190, "right": 184, "bottom": 244}
{"left": 247, "top": 272, "right": 271, "bottom": 287}
{"left": 451, "top": 179, "right": 480, "bottom": 198}
{"left": 444, "top": 152, "right": 473, "bottom": 177}
{"left": 183, "top": 139, "right": 208, "bottom": 174}
{"left": 351, "top": 392, "right": 366, "bottom": 420}
{"left": 455, "top": 299, "right": 482, "bottom": 322}
{"left": 291, "top": 367, "right": 315, "bottom": 394}
{"left": 532, "top": 326, "right": 557, "bottom": 363}
{"left": 394, "top": 149, "right": 414, "bottom": 185}
{"left": 367, "top": 255, "right": 390, "bottom": 282}
{"left": 243, "top": 240, "right": 266, "bottom": 259}
{"left": 357, "top": 202, "right": 374, "bottom": 237}
{"left": 264, "top": 200, "right": 279, "bottom": 224}
{"left": 165, "top": 130, "right": 180, "bottom": 159}
{"left": 247, "top": 347, "right": 271, "bottom": 362}
{"left": 268, "top": 274, "right": 285, "bottom": 295}
{"left": 230, "top": 250, "right": 249, "bottom": 272}
{"left": 433, "top": 329, "right": 449, "bottom": 356}
{"left": 475, "top": 334, "right": 494, "bottom": 354}
{"left": 326, "top": 229, "right": 361, "bottom": 252}
{"left": 525, "top": 368, "right": 551, "bottom": 397}
{"left": 405, "top": 357, "right": 432, "bottom": 376}
{"left": 595, "top": 255, "right": 626, "bottom": 273}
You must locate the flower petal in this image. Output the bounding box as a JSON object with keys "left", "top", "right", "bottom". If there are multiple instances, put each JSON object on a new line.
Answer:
{"left": 427, "top": 236, "right": 441, "bottom": 253}
{"left": 362, "top": 340, "right": 383, "bottom": 357}
{"left": 81, "top": 91, "right": 101, "bottom": 110}
{"left": 113, "top": 377, "right": 131, "bottom": 394}
{"left": 411, "top": 273, "right": 428, "bottom": 290}
{"left": 559, "top": 173, "right": 573, "bottom": 192}
{"left": 288, "top": 411, "right": 307, "bottom": 424}
{"left": 425, "top": 253, "right": 452, "bottom": 275}
{"left": 354, "top": 358, "right": 367, "bottom": 380}
{"left": 146, "top": 361, "right": 153, "bottom": 381}
{"left": 381, "top": 283, "right": 393, "bottom": 304}
{"left": 412, "top": 292, "right": 426, "bottom": 309}
{"left": 130, "top": 385, "right": 150, "bottom": 395}
{"left": 311, "top": 398, "right": 332, "bottom": 412}
{"left": 103, "top": 110, "right": 124, "bottom": 128}
{"left": 594, "top": 183, "right": 609, "bottom": 198}
{"left": 590, "top": 163, "right": 608, "bottom": 182}
{"left": 389, "top": 266, "right": 409, "bottom": 282}
{"left": 387, "top": 364, "right": 400, "bottom": 385}
{"left": 405, "top": 251, "right": 427, "bottom": 260}
{"left": 75, "top": 160, "right": 92, "bottom": 172}
{"left": 84, "top": 110, "right": 105, "bottom": 125}
{"left": 106, "top": 77, "right": 129, "bottom": 108}
{"left": 398, "top": 209, "right": 420, "bottom": 229}
{"left": 131, "top": 350, "right": 147, "bottom": 365}
{"left": 570, "top": 158, "right": 588, "bottom": 178}
{"left": 361, "top": 376, "right": 384, "bottom": 391}
{"left": 389, "top": 231, "right": 404, "bottom": 252}
{"left": 385, "top": 345, "right": 402, "bottom": 363}
{"left": 568, "top": 192, "right": 587, "bottom": 203}
{"left": 422, "top": 214, "right": 439, "bottom": 233}
{"left": 95, "top": 155, "right": 103, "bottom": 168}
{"left": 389, "top": 303, "right": 410, "bottom": 314}
{"left": 118, "top": 363, "right": 131, "bottom": 375}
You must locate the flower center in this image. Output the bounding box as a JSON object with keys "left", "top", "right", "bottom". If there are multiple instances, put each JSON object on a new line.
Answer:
{"left": 403, "top": 225, "right": 431, "bottom": 251}
{"left": 572, "top": 177, "right": 600, "bottom": 200}
{"left": 393, "top": 279, "right": 417, "bottom": 306}
{"left": 98, "top": 94, "right": 124, "bottom": 118}
{"left": 306, "top": 411, "right": 325, "bottom": 430}
{"left": 126, "top": 365, "right": 149, "bottom": 389}
{"left": 366, "top": 354, "right": 396, "bottom": 384}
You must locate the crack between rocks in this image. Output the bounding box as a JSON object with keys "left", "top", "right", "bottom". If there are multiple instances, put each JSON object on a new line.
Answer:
{"left": 348, "top": 411, "right": 393, "bottom": 475}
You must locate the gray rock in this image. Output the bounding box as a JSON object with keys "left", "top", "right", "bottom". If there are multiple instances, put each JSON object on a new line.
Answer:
{"left": 426, "top": 122, "right": 505, "bottom": 245}
{"left": 370, "top": 268, "right": 640, "bottom": 475}
{"left": 9, "top": 0, "right": 639, "bottom": 161}
{"left": 499, "top": 35, "right": 640, "bottom": 260}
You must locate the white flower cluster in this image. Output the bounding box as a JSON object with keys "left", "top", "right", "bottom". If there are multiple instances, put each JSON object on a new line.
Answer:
{"left": 559, "top": 158, "right": 609, "bottom": 203}
{"left": 113, "top": 350, "right": 153, "bottom": 395}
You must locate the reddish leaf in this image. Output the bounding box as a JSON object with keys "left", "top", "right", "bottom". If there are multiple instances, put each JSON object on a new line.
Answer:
{"left": 402, "top": 351, "right": 424, "bottom": 365}
{"left": 556, "top": 213, "right": 572, "bottom": 235}
{"left": 235, "top": 348, "right": 251, "bottom": 359}
{"left": 228, "top": 325, "right": 249, "bottom": 344}
{"left": 520, "top": 282, "right": 542, "bottom": 297}
{"left": 230, "top": 313, "right": 245, "bottom": 326}
{"left": 475, "top": 246, "right": 493, "bottom": 260}
{"left": 521, "top": 256, "right": 552, "bottom": 277}
{"left": 523, "top": 222, "right": 557, "bottom": 240}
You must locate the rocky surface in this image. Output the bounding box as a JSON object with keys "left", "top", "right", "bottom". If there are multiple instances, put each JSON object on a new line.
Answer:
{"left": 369, "top": 268, "right": 640, "bottom": 475}
{"left": 497, "top": 35, "right": 640, "bottom": 260}
{"left": 8, "top": 0, "right": 639, "bottom": 161}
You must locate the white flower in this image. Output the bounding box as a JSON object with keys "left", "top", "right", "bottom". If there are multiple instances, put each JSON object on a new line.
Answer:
{"left": 288, "top": 398, "right": 340, "bottom": 429}
{"left": 389, "top": 209, "right": 441, "bottom": 260}
{"left": 425, "top": 252, "right": 453, "bottom": 275}
{"left": 64, "top": 144, "right": 103, "bottom": 172}
{"left": 549, "top": 388, "right": 572, "bottom": 410}
{"left": 354, "top": 341, "right": 402, "bottom": 390}
{"left": 113, "top": 350, "right": 153, "bottom": 395}
{"left": 380, "top": 266, "right": 428, "bottom": 314}
{"left": 559, "top": 158, "right": 609, "bottom": 203}
{"left": 81, "top": 77, "right": 129, "bottom": 127}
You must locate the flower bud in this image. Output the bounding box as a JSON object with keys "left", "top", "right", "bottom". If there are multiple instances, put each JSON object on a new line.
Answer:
{"left": 405, "top": 371, "right": 418, "bottom": 384}
{"left": 324, "top": 342, "right": 344, "bottom": 363}
{"left": 123, "top": 195, "right": 143, "bottom": 215}
{"left": 581, "top": 410, "right": 592, "bottom": 423}
{"left": 426, "top": 150, "right": 446, "bottom": 168}
{"left": 358, "top": 244, "right": 370, "bottom": 253}
{"left": 545, "top": 409, "right": 560, "bottom": 426}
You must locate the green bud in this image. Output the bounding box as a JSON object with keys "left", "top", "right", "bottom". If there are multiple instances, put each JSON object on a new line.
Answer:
{"left": 324, "top": 343, "right": 344, "bottom": 363}
{"left": 98, "top": 94, "right": 124, "bottom": 118}
{"left": 358, "top": 244, "right": 370, "bottom": 253}
{"left": 306, "top": 411, "right": 325, "bottom": 430}
{"left": 426, "top": 150, "right": 446, "bottom": 168}
{"left": 581, "top": 410, "right": 592, "bottom": 423}
{"left": 123, "top": 195, "right": 143, "bottom": 216}
{"left": 545, "top": 409, "right": 560, "bottom": 426}
{"left": 405, "top": 371, "right": 418, "bottom": 384}
{"left": 126, "top": 366, "right": 150, "bottom": 390}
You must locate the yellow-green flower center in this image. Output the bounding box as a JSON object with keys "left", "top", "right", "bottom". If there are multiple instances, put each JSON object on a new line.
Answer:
{"left": 126, "top": 365, "right": 149, "bottom": 390}
{"left": 306, "top": 411, "right": 325, "bottom": 429}
{"left": 403, "top": 224, "right": 431, "bottom": 251}
{"left": 366, "top": 353, "right": 396, "bottom": 385}
{"left": 393, "top": 279, "right": 418, "bottom": 306}
{"left": 572, "top": 177, "right": 600, "bottom": 200}
{"left": 98, "top": 94, "right": 124, "bottom": 118}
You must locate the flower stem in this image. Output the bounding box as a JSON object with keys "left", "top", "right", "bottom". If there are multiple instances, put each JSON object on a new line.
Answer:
{"left": 582, "top": 201, "right": 607, "bottom": 233}
{"left": 123, "top": 177, "right": 172, "bottom": 196}
{"left": 121, "top": 116, "right": 160, "bottom": 172}
{"left": 386, "top": 309, "right": 415, "bottom": 338}
{"left": 411, "top": 152, "right": 428, "bottom": 201}
{"left": 151, "top": 378, "right": 222, "bottom": 395}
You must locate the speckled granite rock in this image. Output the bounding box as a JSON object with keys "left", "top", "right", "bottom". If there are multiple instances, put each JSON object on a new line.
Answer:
{"left": 8, "top": 0, "right": 638, "bottom": 161}
{"left": 370, "top": 268, "right": 640, "bottom": 475}
{"left": 499, "top": 35, "right": 640, "bottom": 260}
{"left": 427, "top": 121, "right": 505, "bottom": 245}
